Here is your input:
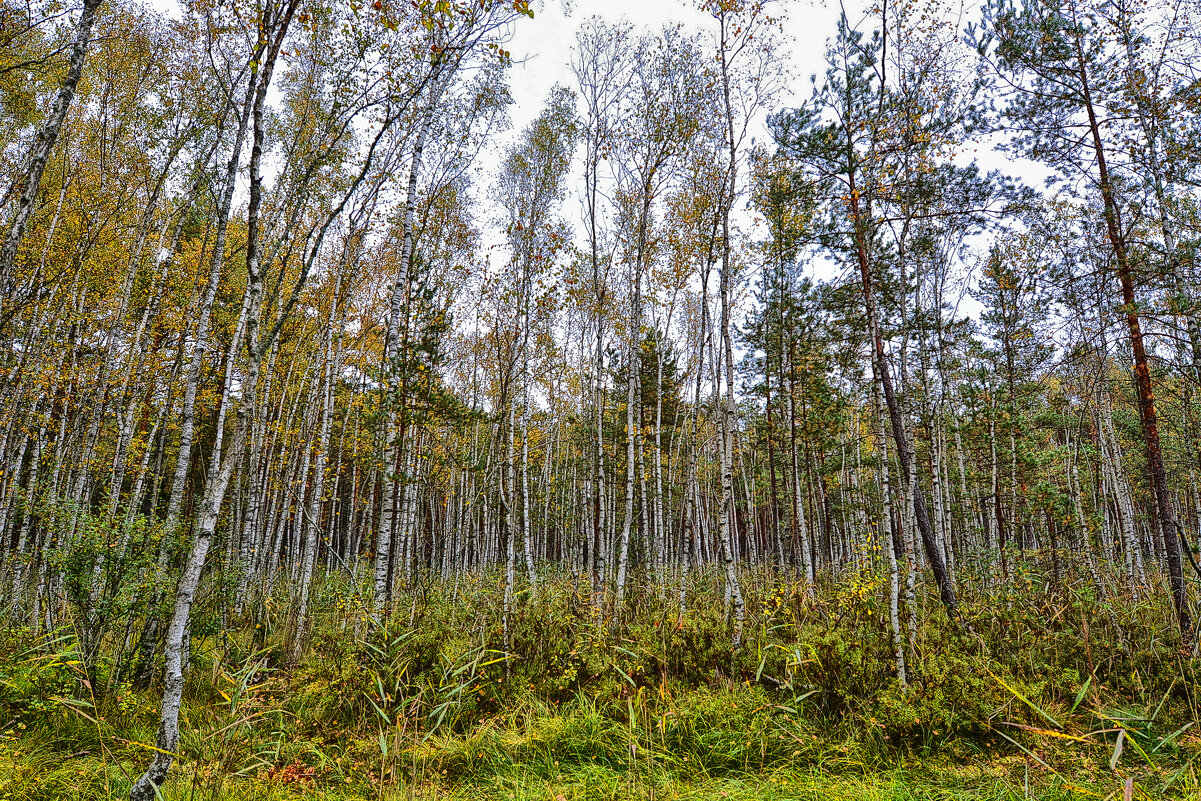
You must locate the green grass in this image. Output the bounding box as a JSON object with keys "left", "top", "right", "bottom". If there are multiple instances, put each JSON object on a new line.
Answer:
{"left": 2, "top": 677, "right": 1195, "bottom": 800}
{"left": 1, "top": 715, "right": 1184, "bottom": 801}
{"left": 2, "top": 568, "right": 1199, "bottom": 799}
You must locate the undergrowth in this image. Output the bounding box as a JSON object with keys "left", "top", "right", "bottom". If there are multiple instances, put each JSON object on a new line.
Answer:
{"left": 1, "top": 564, "right": 1198, "bottom": 799}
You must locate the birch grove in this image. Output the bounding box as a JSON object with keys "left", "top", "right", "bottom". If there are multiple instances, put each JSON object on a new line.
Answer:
{"left": 1, "top": 0, "right": 1201, "bottom": 794}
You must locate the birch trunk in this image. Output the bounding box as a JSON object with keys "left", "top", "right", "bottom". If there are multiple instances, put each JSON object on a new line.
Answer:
{"left": 877, "top": 387, "right": 906, "bottom": 684}
{"left": 131, "top": 5, "right": 297, "bottom": 790}
{"left": 0, "top": 0, "right": 104, "bottom": 310}
{"left": 614, "top": 270, "right": 640, "bottom": 611}
{"left": 374, "top": 67, "right": 453, "bottom": 614}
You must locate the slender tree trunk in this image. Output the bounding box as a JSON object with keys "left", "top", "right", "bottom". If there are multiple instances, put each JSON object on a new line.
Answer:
{"left": 847, "top": 176, "right": 957, "bottom": 615}
{"left": 786, "top": 354, "right": 814, "bottom": 588}
{"left": 374, "top": 69, "right": 452, "bottom": 614}
{"left": 520, "top": 322, "right": 537, "bottom": 596}
{"left": 0, "top": 0, "right": 105, "bottom": 313}
{"left": 1075, "top": 38, "right": 1191, "bottom": 644}
{"left": 131, "top": 5, "right": 298, "bottom": 792}
{"left": 615, "top": 265, "right": 640, "bottom": 611}
{"left": 877, "top": 386, "right": 906, "bottom": 684}
{"left": 293, "top": 306, "right": 339, "bottom": 658}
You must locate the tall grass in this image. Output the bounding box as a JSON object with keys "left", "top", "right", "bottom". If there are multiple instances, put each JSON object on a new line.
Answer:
{"left": 1, "top": 564, "right": 1198, "bottom": 799}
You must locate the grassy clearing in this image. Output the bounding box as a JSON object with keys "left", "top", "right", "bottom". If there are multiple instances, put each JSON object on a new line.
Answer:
{"left": 1, "top": 712, "right": 1166, "bottom": 801}
{"left": 2, "top": 569, "right": 1198, "bottom": 799}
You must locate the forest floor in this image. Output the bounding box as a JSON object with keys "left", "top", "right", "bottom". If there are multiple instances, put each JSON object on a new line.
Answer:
{"left": 0, "top": 747, "right": 1160, "bottom": 801}
{"left": 2, "top": 701, "right": 1180, "bottom": 801}
{"left": 2, "top": 571, "right": 1198, "bottom": 799}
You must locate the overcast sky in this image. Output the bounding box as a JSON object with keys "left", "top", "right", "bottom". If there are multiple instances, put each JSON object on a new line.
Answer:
{"left": 504, "top": 0, "right": 843, "bottom": 125}
{"left": 490, "top": 0, "right": 859, "bottom": 273}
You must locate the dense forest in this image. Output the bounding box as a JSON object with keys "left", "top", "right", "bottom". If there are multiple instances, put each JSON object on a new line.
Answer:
{"left": 1, "top": 0, "right": 1200, "bottom": 798}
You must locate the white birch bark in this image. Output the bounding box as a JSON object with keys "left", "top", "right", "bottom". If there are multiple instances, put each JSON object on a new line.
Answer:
{"left": 131, "top": 5, "right": 298, "bottom": 790}
{"left": 0, "top": 0, "right": 105, "bottom": 308}
{"left": 787, "top": 356, "right": 814, "bottom": 588}
{"left": 876, "top": 389, "right": 906, "bottom": 685}
{"left": 615, "top": 295, "right": 638, "bottom": 610}
{"left": 374, "top": 66, "right": 454, "bottom": 614}
{"left": 293, "top": 289, "right": 341, "bottom": 657}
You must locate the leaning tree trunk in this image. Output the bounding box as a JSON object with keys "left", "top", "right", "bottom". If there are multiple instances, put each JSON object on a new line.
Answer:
{"left": 130, "top": 3, "right": 297, "bottom": 792}
{"left": 129, "top": 68, "right": 255, "bottom": 689}
{"left": 847, "top": 160, "right": 958, "bottom": 616}
{"left": 1075, "top": 39, "right": 1192, "bottom": 647}
{"left": 0, "top": 0, "right": 104, "bottom": 314}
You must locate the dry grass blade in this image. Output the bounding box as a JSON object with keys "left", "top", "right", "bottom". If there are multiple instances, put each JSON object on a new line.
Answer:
{"left": 1109, "top": 729, "right": 1124, "bottom": 771}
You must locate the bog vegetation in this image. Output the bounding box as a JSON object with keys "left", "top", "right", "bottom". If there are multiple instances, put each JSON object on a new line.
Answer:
{"left": 0, "top": 0, "right": 1199, "bottom": 798}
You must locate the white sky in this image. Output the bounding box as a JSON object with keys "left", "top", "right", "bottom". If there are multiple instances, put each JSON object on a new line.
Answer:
{"left": 505, "top": 0, "right": 841, "bottom": 118}
{"left": 490, "top": 0, "right": 859, "bottom": 283}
